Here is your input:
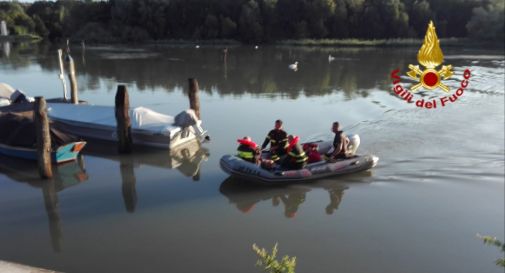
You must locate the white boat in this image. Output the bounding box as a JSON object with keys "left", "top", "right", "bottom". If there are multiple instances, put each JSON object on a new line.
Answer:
{"left": 1, "top": 82, "right": 207, "bottom": 149}
{"left": 47, "top": 103, "right": 206, "bottom": 149}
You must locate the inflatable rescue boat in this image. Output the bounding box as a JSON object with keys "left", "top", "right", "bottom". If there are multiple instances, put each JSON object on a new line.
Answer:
{"left": 220, "top": 135, "right": 378, "bottom": 184}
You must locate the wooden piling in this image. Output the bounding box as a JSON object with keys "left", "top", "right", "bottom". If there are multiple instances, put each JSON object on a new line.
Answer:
{"left": 65, "top": 54, "right": 79, "bottom": 104}
{"left": 188, "top": 78, "right": 201, "bottom": 119}
{"left": 115, "top": 85, "right": 132, "bottom": 153}
{"left": 34, "top": 97, "right": 53, "bottom": 178}
{"left": 57, "top": 49, "right": 68, "bottom": 101}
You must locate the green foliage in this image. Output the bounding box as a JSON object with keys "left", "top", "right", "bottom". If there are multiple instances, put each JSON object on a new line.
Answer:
{"left": 477, "top": 234, "right": 505, "bottom": 267}
{"left": 252, "top": 243, "right": 296, "bottom": 273}
{"left": 1, "top": 0, "right": 502, "bottom": 43}
{"left": 0, "top": 2, "right": 36, "bottom": 36}
{"left": 220, "top": 16, "right": 237, "bottom": 38}
{"left": 466, "top": 0, "right": 504, "bottom": 41}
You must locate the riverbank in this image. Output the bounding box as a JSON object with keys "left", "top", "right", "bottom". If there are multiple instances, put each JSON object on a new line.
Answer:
{"left": 54, "top": 37, "right": 503, "bottom": 50}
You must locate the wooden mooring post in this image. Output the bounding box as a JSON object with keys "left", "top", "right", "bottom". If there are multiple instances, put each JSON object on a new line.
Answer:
{"left": 188, "top": 78, "right": 201, "bottom": 119}
{"left": 34, "top": 97, "right": 53, "bottom": 178}
{"left": 115, "top": 85, "right": 132, "bottom": 153}
{"left": 65, "top": 40, "right": 79, "bottom": 104}
{"left": 57, "top": 49, "right": 68, "bottom": 101}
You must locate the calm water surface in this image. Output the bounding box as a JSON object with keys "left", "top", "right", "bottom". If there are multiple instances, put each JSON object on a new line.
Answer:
{"left": 0, "top": 43, "right": 504, "bottom": 273}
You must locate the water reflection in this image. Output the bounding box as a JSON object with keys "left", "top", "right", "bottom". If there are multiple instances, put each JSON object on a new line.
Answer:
{"left": 219, "top": 178, "right": 348, "bottom": 218}
{"left": 2, "top": 43, "right": 413, "bottom": 98}
{"left": 0, "top": 155, "right": 88, "bottom": 252}
{"left": 84, "top": 140, "right": 209, "bottom": 212}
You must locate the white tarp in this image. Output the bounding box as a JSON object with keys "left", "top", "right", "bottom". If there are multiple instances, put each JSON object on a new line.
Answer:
{"left": 0, "top": 82, "right": 33, "bottom": 106}
{"left": 0, "top": 82, "right": 15, "bottom": 100}
{"left": 47, "top": 103, "right": 181, "bottom": 135}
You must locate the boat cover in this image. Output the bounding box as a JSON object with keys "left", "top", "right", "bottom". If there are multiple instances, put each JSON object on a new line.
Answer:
{"left": 47, "top": 103, "right": 182, "bottom": 135}
{"left": 0, "top": 111, "right": 78, "bottom": 148}
{"left": 0, "top": 82, "right": 32, "bottom": 106}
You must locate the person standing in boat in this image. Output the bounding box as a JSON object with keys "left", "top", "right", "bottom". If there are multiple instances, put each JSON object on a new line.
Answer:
{"left": 327, "top": 122, "right": 349, "bottom": 161}
{"left": 237, "top": 136, "right": 260, "bottom": 164}
{"left": 281, "top": 135, "right": 308, "bottom": 170}
{"left": 261, "top": 119, "right": 289, "bottom": 162}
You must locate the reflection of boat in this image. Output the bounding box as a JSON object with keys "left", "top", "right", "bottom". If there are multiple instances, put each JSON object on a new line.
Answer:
{"left": 219, "top": 177, "right": 348, "bottom": 218}
{"left": 83, "top": 139, "right": 208, "bottom": 213}
{"left": 0, "top": 155, "right": 88, "bottom": 252}
{"left": 220, "top": 136, "right": 378, "bottom": 184}
{"left": 47, "top": 103, "right": 206, "bottom": 149}
{"left": 84, "top": 138, "right": 209, "bottom": 179}
{"left": 0, "top": 154, "right": 88, "bottom": 188}
{"left": 0, "top": 105, "right": 86, "bottom": 164}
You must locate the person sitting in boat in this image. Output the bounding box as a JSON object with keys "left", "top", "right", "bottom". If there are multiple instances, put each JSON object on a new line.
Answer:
{"left": 327, "top": 121, "right": 349, "bottom": 161}
{"left": 237, "top": 136, "right": 260, "bottom": 164}
{"left": 237, "top": 136, "right": 276, "bottom": 169}
{"left": 281, "top": 135, "right": 308, "bottom": 170}
{"left": 303, "top": 143, "right": 322, "bottom": 163}
{"left": 261, "top": 119, "right": 288, "bottom": 163}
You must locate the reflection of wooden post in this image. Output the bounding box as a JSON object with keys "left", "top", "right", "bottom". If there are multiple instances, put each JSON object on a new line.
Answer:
{"left": 34, "top": 97, "right": 53, "bottom": 179}
{"left": 65, "top": 54, "right": 79, "bottom": 104}
{"left": 81, "top": 40, "right": 86, "bottom": 66}
{"left": 115, "top": 85, "right": 132, "bottom": 153}
{"left": 42, "top": 180, "right": 62, "bottom": 253}
{"left": 120, "top": 157, "right": 137, "bottom": 213}
{"left": 188, "top": 78, "right": 200, "bottom": 119}
{"left": 223, "top": 48, "right": 228, "bottom": 80}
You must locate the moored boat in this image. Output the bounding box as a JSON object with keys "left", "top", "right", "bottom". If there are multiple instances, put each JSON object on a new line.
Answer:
{"left": 47, "top": 103, "right": 206, "bottom": 149}
{"left": 0, "top": 110, "right": 86, "bottom": 164}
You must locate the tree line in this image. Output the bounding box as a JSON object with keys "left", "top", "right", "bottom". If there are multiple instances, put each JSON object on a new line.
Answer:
{"left": 0, "top": 0, "right": 503, "bottom": 43}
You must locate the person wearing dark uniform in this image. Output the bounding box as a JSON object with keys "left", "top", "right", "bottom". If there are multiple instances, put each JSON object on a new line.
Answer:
{"left": 327, "top": 122, "right": 348, "bottom": 160}
{"left": 237, "top": 136, "right": 260, "bottom": 164}
{"left": 261, "top": 119, "right": 288, "bottom": 162}
{"left": 281, "top": 135, "right": 308, "bottom": 170}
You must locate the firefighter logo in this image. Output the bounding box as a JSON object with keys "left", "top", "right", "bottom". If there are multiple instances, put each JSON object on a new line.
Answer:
{"left": 407, "top": 20, "right": 453, "bottom": 92}
{"left": 390, "top": 20, "right": 471, "bottom": 109}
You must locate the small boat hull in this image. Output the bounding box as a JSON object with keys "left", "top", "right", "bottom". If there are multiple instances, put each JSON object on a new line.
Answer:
{"left": 47, "top": 103, "right": 207, "bottom": 149}
{"left": 0, "top": 141, "right": 86, "bottom": 164}
{"left": 220, "top": 154, "right": 378, "bottom": 184}
{"left": 50, "top": 118, "right": 200, "bottom": 148}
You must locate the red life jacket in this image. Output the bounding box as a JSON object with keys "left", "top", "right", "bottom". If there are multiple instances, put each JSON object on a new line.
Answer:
{"left": 286, "top": 136, "right": 299, "bottom": 153}
{"left": 237, "top": 138, "right": 257, "bottom": 150}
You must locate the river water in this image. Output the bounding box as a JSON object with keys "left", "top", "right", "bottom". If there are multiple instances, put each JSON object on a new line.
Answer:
{"left": 0, "top": 42, "right": 503, "bottom": 273}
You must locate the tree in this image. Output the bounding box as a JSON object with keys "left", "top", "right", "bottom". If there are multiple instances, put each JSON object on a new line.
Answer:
{"left": 220, "top": 16, "right": 237, "bottom": 38}
{"left": 408, "top": 0, "right": 432, "bottom": 37}
{"left": 238, "top": 0, "right": 263, "bottom": 43}
{"left": 466, "top": 0, "right": 504, "bottom": 41}
{"left": 0, "top": 2, "right": 36, "bottom": 35}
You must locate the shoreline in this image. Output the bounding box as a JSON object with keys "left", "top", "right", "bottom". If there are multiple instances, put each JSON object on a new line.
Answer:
{"left": 0, "top": 35, "right": 41, "bottom": 43}
{"left": 63, "top": 38, "right": 504, "bottom": 49}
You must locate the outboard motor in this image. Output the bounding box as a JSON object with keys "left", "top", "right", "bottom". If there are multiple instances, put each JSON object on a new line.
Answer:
{"left": 174, "top": 109, "right": 206, "bottom": 138}
{"left": 347, "top": 134, "right": 360, "bottom": 156}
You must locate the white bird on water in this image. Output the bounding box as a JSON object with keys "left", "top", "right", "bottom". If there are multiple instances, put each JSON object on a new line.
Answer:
{"left": 289, "top": 61, "right": 298, "bottom": 71}
{"left": 254, "top": 45, "right": 259, "bottom": 49}
{"left": 195, "top": 45, "right": 200, "bottom": 49}
{"left": 328, "top": 54, "right": 335, "bottom": 62}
